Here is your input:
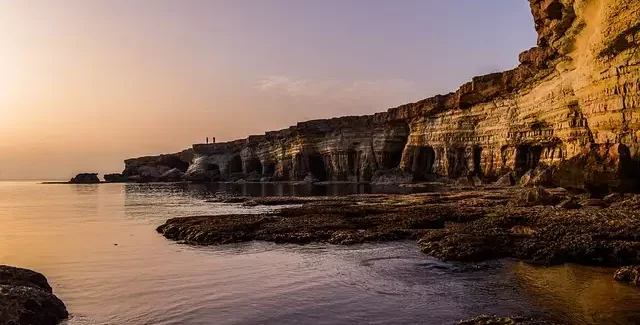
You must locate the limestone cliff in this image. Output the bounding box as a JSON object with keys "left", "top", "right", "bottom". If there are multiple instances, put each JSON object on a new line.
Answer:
{"left": 123, "top": 0, "right": 640, "bottom": 192}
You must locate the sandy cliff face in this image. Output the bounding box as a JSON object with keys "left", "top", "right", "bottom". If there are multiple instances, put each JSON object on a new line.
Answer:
{"left": 123, "top": 0, "right": 640, "bottom": 191}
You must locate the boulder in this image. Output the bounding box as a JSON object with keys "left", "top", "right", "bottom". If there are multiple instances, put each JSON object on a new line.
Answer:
{"left": 614, "top": 266, "right": 640, "bottom": 286}
{"left": 495, "top": 173, "right": 516, "bottom": 186}
{"left": 556, "top": 198, "right": 581, "bottom": 209}
{"left": 604, "top": 193, "right": 626, "bottom": 204}
{"left": 69, "top": 173, "right": 100, "bottom": 184}
{"left": 508, "top": 187, "right": 556, "bottom": 207}
{"left": 520, "top": 167, "right": 552, "bottom": 187}
{"left": 0, "top": 265, "right": 68, "bottom": 325}
{"left": 303, "top": 173, "right": 319, "bottom": 184}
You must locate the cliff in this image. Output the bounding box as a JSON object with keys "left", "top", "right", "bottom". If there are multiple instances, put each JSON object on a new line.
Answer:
{"left": 123, "top": 0, "right": 640, "bottom": 192}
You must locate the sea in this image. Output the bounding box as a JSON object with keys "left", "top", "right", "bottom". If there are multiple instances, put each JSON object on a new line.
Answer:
{"left": 1, "top": 181, "right": 640, "bottom": 325}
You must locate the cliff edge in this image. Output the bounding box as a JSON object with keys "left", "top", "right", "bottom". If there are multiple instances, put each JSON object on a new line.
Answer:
{"left": 123, "top": 0, "right": 640, "bottom": 193}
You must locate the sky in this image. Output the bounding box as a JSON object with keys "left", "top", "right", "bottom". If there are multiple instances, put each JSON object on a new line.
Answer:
{"left": 0, "top": 0, "right": 537, "bottom": 180}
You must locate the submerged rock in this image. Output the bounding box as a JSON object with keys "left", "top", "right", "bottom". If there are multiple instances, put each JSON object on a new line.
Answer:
{"left": 0, "top": 265, "right": 68, "bottom": 325}
{"left": 614, "top": 266, "right": 640, "bottom": 286}
{"left": 69, "top": 173, "right": 100, "bottom": 184}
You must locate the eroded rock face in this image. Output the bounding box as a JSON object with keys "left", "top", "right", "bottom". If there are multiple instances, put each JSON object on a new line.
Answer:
{"left": 123, "top": 149, "right": 193, "bottom": 182}
{"left": 123, "top": 0, "right": 640, "bottom": 191}
{"left": 0, "top": 265, "right": 68, "bottom": 325}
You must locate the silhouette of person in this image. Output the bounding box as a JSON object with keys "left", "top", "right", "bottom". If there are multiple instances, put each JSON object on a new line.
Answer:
{"left": 212, "top": 137, "right": 216, "bottom": 143}
{"left": 206, "top": 137, "right": 209, "bottom": 144}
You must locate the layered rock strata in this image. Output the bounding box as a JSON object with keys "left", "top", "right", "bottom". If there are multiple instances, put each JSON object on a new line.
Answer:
{"left": 124, "top": 0, "right": 640, "bottom": 192}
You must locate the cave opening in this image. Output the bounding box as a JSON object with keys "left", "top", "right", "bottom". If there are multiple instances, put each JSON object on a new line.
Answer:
{"left": 228, "top": 155, "right": 243, "bottom": 174}
{"left": 347, "top": 150, "right": 357, "bottom": 175}
{"left": 245, "top": 158, "right": 263, "bottom": 174}
{"left": 206, "top": 163, "right": 220, "bottom": 173}
{"left": 381, "top": 149, "right": 404, "bottom": 170}
{"left": 412, "top": 146, "right": 435, "bottom": 180}
{"left": 617, "top": 144, "right": 640, "bottom": 192}
{"left": 446, "top": 147, "right": 467, "bottom": 178}
{"left": 308, "top": 154, "right": 328, "bottom": 181}
{"left": 263, "top": 162, "right": 276, "bottom": 176}
{"left": 515, "top": 145, "right": 542, "bottom": 176}
{"left": 473, "top": 147, "right": 483, "bottom": 176}
{"left": 159, "top": 155, "right": 190, "bottom": 172}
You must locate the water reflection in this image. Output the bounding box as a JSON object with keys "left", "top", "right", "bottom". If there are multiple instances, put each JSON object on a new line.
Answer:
{"left": 123, "top": 182, "right": 436, "bottom": 199}
{"left": 512, "top": 263, "right": 640, "bottom": 325}
{"left": 4, "top": 182, "right": 640, "bottom": 325}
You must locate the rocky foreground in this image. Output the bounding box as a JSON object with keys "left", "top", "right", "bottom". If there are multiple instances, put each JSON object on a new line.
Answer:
{"left": 158, "top": 186, "right": 640, "bottom": 268}
{"left": 0, "top": 265, "right": 68, "bottom": 325}
{"left": 457, "top": 316, "right": 558, "bottom": 325}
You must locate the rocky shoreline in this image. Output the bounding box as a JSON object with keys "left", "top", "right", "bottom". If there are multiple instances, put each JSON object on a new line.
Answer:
{"left": 156, "top": 184, "right": 640, "bottom": 324}
{"left": 0, "top": 265, "right": 68, "bottom": 325}
{"left": 158, "top": 185, "right": 640, "bottom": 267}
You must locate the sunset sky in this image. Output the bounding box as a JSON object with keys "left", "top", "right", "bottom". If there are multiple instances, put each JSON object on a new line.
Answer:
{"left": 0, "top": 0, "right": 536, "bottom": 180}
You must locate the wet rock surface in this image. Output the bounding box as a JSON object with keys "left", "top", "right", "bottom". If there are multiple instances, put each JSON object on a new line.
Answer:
{"left": 158, "top": 195, "right": 450, "bottom": 245}
{"left": 457, "top": 316, "right": 559, "bottom": 325}
{"left": 160, "top": 187, "right": 640, "bottom": 268}
{"left": 0, "top": 265, "right": 68, "bottom": 325}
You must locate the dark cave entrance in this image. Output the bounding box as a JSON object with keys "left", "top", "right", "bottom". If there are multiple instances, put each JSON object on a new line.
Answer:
{"left": 308, "top": 154, "right": 328, "bottom": 181}
{"left": 263, "top": 162, "right": 276, "bottom": 176}
{"left": 159, "top": 155, "right": 190, "bottom": 172}
{"left": 206, "top": 163, "right": 220, "bottom": 174}
{"left": 245, "top": 158, "right": 263, "bottom": 174}
{"left": 228, "top": 155, "right": 243, "bottom": 174}
{"left": 412, "top": 146, "right": 435, "bottom": 180}
{"left": 447, "top": 147, "right": 467, "bottom": 178}
{"left": 381, "top": 149, "right": 404, "bottom": 170}
{"left": 473, "top": 147, "right": 483, "bottom": 176}
{"left": 515, "top": 145, "right": 542, "bottom": 176}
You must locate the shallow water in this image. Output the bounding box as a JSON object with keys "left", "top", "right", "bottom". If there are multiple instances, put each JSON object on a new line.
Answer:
{"left": 1, "top": 182, "right": 640, "bottom": 325}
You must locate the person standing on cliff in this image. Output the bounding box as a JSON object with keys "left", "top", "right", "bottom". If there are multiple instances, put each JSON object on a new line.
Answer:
{"left": 206, "top": 137, "right": 209, "bottom": 144}
{"left": 212, "top": 137, "right": 216, "bottom": 143}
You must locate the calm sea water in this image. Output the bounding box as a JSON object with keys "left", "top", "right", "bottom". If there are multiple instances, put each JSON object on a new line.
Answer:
{"left": 1, "top": 181, "right": 640, "bottom": 325}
